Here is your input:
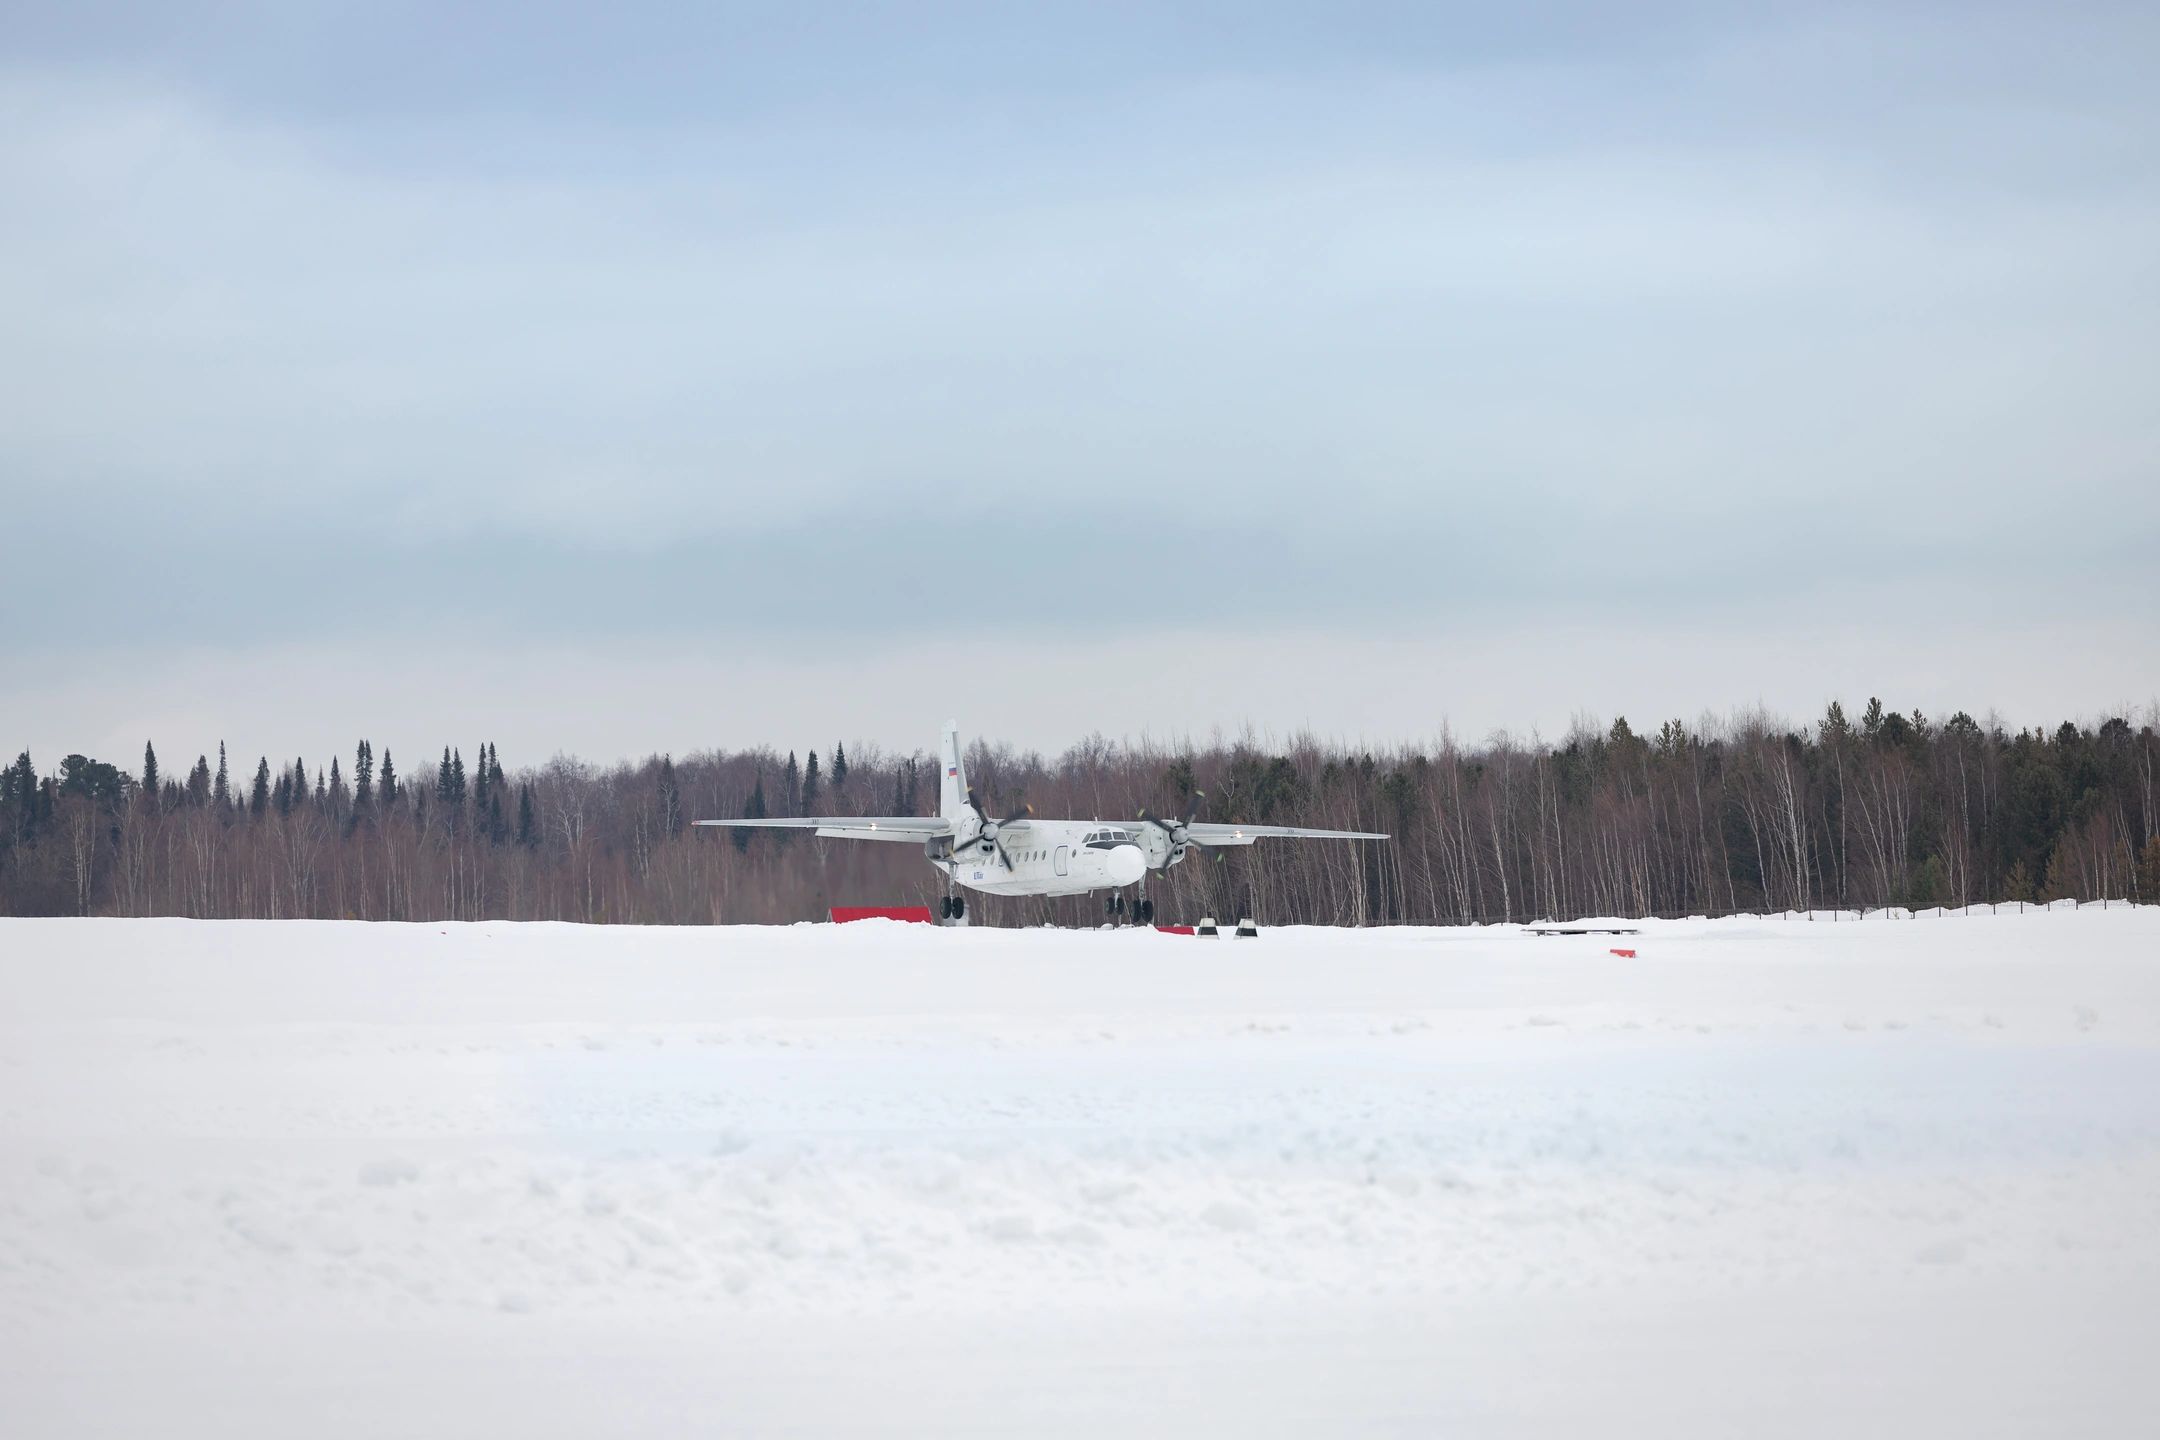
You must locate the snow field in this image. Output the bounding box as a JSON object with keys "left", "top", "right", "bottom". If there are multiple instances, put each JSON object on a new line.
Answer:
{"left": 3, "top": 908, "right": 2158, "bottom": 1436}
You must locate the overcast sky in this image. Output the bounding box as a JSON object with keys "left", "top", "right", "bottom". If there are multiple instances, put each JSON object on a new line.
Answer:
{"left": 4, "top": 1, "right": 2155, "bottom": 773}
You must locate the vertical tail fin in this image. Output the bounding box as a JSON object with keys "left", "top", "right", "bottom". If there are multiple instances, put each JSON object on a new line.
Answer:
{"left": 939, "top": 721, "right": 968, "bottom": 825}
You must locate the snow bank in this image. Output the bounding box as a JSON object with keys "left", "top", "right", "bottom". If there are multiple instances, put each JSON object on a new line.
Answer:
{"left": 4, "top": 909, "right": 2158, "bottom": 1436}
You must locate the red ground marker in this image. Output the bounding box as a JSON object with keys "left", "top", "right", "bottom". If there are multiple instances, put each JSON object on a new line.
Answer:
{"left": 1154, "top": 925, "right": 1196, "bottom": 935}
{"left": 1610, "top": 947, "right": 1636, "bottom": 957}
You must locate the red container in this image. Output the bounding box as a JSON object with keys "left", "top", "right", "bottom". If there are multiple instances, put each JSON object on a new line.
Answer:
{"left": 830, "top": 906, "right": 936, "bottom": 925}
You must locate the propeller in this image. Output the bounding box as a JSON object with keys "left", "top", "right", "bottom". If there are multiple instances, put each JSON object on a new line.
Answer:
{"left": 962, "top": 786, "right": 1032, "bottom": 871}
{"left": 1137, "top": 792, "right": 1204, "bottom": 858}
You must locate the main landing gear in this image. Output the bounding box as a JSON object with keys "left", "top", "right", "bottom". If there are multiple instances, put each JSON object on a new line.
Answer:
{"left": 939, "top": 892, "right": 966, "bottom": 921}
{"left": 1103, "top": 890, "right": 1156, "bottom": 925}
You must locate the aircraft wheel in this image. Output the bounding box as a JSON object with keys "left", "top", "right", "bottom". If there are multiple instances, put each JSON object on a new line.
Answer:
{"left": 938, "top": 896, "right": 952, "bottom": 919}
{"left": 952, "top": 895, "right": 966, "bottom": 919}
{"left": 1139, "top": 899, "right": 1155, "bottom": 923}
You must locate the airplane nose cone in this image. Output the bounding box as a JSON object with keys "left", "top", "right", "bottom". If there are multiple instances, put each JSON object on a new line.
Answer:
{"left": 1106, "top": 844, "right": 1146, "bottom": 886}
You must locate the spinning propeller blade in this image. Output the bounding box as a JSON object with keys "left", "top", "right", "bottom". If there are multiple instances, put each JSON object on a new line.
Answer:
{"left": 1138, "top": 792, "right": 1206, "bottom": 848}
{"left": 963, "top": 786, "right": 1031, "bottom": 870}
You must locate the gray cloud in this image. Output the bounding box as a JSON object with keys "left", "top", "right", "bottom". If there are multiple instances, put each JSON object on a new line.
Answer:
{"left": 3, "top": 2, "right": 2155, "bottom": 756}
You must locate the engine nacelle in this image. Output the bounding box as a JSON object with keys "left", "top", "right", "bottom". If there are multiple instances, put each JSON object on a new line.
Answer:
{"left": 1135, "top": 825, "right": 1186, "bottom": 870}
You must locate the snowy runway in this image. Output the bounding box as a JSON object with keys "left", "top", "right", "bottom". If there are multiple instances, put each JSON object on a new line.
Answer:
{"left": 4, "top": 910, "right": 2158, "bottom": 1436}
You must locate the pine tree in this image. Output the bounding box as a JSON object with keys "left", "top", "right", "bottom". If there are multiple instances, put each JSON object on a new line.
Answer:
{"left": 142, "top": 742, "right": 159, "bottom": 802}
{"left": 802, "top": 750, "right": 822, "bottom": 811}
{"left": 187, "top": 755, "right": 210, "bottom": 806}
{"left": 250, "top": 757, "right": 271, "bottom": 816}
{"left": 330, "top": 756, "right": 346, "bottom": 806}
{"left": 450, "top": 749, "right": 466, "bottom": 807}
{"left": 380, "top": 749, "right": 397, "bottom": 805}
{"left": 437, "top": 748, "right": 454, "bottom": 804}
{"left": 832, "top": 742, "right": 848, "bottom": 789}
{"left": 355, "top": 741, "right": 373, "bottom": 807}
{"left": 214, "top": 744, "right": 229, "bottom": 809}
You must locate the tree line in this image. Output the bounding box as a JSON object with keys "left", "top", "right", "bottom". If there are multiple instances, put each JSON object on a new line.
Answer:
{"left": 3, "top": 701, "right": 2157, "bottom": 925}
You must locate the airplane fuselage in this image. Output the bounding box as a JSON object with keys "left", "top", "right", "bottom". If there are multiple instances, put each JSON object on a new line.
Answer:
{"left": 937, "top": 820, "right": 1148, "bottom": 898}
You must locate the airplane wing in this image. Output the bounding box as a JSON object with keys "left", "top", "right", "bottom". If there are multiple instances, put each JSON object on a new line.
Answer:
{"left": 1182, "top": 822, "right": 1389, "bottom": 847}
{"left": 693, "top": 817, "right": 952, "bottom": 844}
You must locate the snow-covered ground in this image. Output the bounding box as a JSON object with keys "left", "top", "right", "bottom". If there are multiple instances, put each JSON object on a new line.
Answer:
{"left": 4, "top": 908, "right": 2158, "bottom": 1437}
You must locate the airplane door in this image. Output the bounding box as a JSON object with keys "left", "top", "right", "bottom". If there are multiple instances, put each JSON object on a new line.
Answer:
{"left": 1053, "top": 846, "right": 1069, "bottom": 876}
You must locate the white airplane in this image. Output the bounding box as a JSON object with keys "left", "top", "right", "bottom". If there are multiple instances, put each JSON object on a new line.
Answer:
{"left": 694, "top": 721, "right": 1388, "bottom": 922}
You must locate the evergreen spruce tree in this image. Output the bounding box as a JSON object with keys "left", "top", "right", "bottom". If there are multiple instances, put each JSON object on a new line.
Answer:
{"left": 142, "top": 742, "right": 159, "bottom": 802}
{"left": 187, "top": 756, "right": 210, "bottom": 806}
{"left": 354, "top": 741, "right": 373, "bottom": 807}
{"left": 515, "top": 782, "right": 535, "bottom": 847}
{"left": 2, "top": 751, "right": 35, "bottom": 845}
{"left": 437, "top": 748, "right": 454, "bottom": 804}
{"left": 214, "top": 744, "right": 230, "bottom": 809}
{"left": 450, "top": 748, "right": 466, "bottom": 806}
{"left": 250, "top": 757, "right": 270, "bottom": 817}
{"left": 380, "top": 749, "right": 397, "bottom": 805}
{"left": 469, "top": 745, "right": 490, "bottom": 835}
{"left": 329, "top": 756, "right": 346, "bottom": 807}
{"left": 802, "top": 750, "right": 822, "bottom": 811}
{"left": 832, "top": 742, "right": 848, "bottom": 789}
{"left": 737, "top": 775, "right": 766, "bottom": 853}
{"left": 783, "top": 752, "right": 801, "bottom": 815}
